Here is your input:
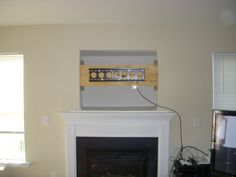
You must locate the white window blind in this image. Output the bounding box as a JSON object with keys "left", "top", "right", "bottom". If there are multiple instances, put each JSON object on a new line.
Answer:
{"left": 213, "top": 53, "right": 236, "bottom": 111}
{"left": 0, "top": 54, "right": 25, "bottom": 162}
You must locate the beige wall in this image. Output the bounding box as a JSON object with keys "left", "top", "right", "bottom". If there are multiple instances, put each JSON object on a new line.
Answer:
{"left": 0, "top": 24, "right": 236, "bottom": 177}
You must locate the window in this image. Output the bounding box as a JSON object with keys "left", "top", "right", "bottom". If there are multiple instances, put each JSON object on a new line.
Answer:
{"left": 213, "top": 53, "right": 236, "bottom": 110}
{"left": 0, "top": 54, "right": 25, "bottom": 163}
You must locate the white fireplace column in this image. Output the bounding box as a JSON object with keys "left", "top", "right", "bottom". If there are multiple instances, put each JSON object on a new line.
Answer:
{"left": 60, "top": 110, "right": 174, "bottom": 177}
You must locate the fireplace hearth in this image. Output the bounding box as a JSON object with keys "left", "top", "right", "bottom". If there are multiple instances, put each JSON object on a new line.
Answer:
{"left": 77, "top": 137, "right": 158, "bottom": 177}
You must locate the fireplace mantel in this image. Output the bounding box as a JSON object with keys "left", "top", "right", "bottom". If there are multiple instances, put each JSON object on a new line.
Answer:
{"left": 60, "top": 110, "right": 174, "bottom": 177}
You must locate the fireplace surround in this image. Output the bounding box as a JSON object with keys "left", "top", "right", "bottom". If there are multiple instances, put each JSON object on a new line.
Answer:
{"left": 60, "top": 110, "right": 174, "bottom": 177}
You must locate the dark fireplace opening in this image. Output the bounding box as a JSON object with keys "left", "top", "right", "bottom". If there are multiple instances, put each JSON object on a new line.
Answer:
{"left": 76, "top": 137, "right": 158, "bottom": 177}
{"left": 88, "top": 149, "right": 146, "bottom": 177}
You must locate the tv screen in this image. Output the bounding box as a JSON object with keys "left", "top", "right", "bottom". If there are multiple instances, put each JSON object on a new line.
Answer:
{"left": 211, "top": 110, "right": 236, "bottom": 177}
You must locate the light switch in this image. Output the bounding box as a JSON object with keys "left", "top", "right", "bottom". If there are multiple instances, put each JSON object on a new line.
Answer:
{"left": 42, "top": 116, "right": 50, "bottom": 127}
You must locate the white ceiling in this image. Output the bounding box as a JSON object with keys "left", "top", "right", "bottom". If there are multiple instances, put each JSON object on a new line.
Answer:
{"left": 0, "top": 0, "right": 235, "bottom": 26}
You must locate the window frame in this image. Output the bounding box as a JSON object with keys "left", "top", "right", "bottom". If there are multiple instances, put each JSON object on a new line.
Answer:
{"left": 0, "top": 53, "right": 29, "bottom": 168}
{"left": 212, "top": 52, "right": 236, "bottom": 111}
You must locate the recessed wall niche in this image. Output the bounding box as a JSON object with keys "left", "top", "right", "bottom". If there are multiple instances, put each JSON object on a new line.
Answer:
{"left": 79, "top": 50, "right": 158, "bottom": 110}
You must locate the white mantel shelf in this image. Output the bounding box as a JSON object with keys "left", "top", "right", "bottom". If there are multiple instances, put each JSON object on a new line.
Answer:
{"left": 60, "top": 110, "right": 174, "bottom": 177}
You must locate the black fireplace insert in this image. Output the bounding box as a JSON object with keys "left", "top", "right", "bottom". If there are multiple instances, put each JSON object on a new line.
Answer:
{"left": 76, "top": 137, "right": 158, "bottom": 177}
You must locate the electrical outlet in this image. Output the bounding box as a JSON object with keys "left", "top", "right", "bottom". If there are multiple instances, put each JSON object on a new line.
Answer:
{"left": 42, "top": 116, "right": 50, "bottom": 127}
{"left": 193, "top": 116, "right": 201, "bottom": 128}
{"left": 50, "top": 171, "right": 57, "bottom": 177}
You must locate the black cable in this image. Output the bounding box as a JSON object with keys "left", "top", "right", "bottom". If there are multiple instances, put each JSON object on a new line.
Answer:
{"left": 168, "top": 149, "right": 184, "bottom": 177}
{"left": 136, "top": 87, "right": 184, "bottom": 150}
{"left": 168, "top": 145, "right": 209, "bottom": 177}
{"left": 181, "top": 145, "right": 208, "bottom": 157}
{"left": 136, "top": 87, "right": 209, "bottom": 177}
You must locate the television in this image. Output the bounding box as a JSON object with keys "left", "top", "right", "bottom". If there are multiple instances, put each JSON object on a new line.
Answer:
{"left": 211, "top": 110, "right": 236, "bottom": 177}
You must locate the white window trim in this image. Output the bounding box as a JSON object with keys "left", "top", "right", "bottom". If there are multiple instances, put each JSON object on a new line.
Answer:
{"left": 0, "top": 53, "right": 30, "bottom": 169}
{"left": 0, "top": 161, "right": 30, "bottom": 167}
